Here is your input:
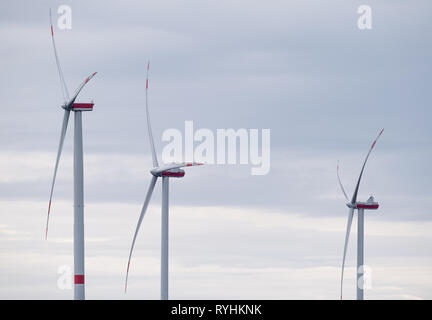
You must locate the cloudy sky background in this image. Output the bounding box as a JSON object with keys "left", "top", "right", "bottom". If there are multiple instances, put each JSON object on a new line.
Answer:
{"left": 0, "top": 0, "right": 431, "bottom": 299}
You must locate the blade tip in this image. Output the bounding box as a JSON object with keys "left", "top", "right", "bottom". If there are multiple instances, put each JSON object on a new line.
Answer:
{"left": 125, "top": 262, "right": 130, "bottom": 289}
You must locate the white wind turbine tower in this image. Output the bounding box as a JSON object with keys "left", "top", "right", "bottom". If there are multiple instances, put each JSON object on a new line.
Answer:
{"left": 45, "top": 10, "right": 97, "bottom": 300}
{"left": 337, "top": 128, "right": 384, "bottom": 300}
{"left": 125, "top": 62, "right": 203, "bottom": 300}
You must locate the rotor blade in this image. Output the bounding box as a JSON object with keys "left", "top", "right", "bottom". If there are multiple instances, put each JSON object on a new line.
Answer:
{"left": 50, "top": 9, "right": 69, "bottom": 103}
{"left": 337, "top": 161, "right": 349, "bottom": 201}
{"left": 340, "top": 207, "right": 354, "bottom": 300}
{"left": 45, "top": 109, "right": 71, "bottom": 239}
{"left": 145, "top": 61, "right": 159, "bottom": 167}
{"left": 68, "top": 72, "right": 97, "bottom": 105}
{"left": 125, "top": 175, "right": 158, "bottom": 292}
{"left": 350, "top": 128, "right": 384, "bottom": 204}
{"left": 151, "top": 162, "right": 204, "bottom": 175}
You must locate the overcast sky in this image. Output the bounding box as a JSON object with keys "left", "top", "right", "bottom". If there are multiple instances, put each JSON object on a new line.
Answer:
{"left": 0, "top": 0, "right": 431, "bottom": 299}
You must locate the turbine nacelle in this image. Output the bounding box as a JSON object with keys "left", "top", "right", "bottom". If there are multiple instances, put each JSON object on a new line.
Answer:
{"left": 346, "top": 197, "right": 379, "bottom": 210}
{"left": 72, "top": 102, "right": 94, "bottom": 112}
{"left": 62, "top": 102, "right": 94, "bottom": 112}
{"left": 356, "top": 195, "right": 379, "bottom": 210}
{"left": 150, "top": 168, "right": 186, "bottom": 178}
{"left": 150, "top": 162, "right": 203, "bottom": 177}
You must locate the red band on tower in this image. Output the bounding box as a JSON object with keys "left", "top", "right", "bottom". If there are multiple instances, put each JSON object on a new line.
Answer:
{"left": 74, "top": 275, "right": 85, "bottom": 284}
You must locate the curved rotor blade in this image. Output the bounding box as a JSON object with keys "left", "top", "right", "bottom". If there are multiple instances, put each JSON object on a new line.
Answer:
{"left": 145, "top": 61, "right": 159, "bottom": 167}
{"left": 50, "top": 9, "right": 69, "bottom": 103}
{"left": 337, "top": 161, "right": 349, "bottom": 201}
{"left": 45, "top": 109, "right": 71, "bottom": 239}
{"left": 125, "top": 175, "right": 158, "bottom": 292}
{"left": 68, "top": 72, "right": 97, "bottom": 105}
{"left": 350, "top": 128, "right": 384, "bottom": 204}
{"left": 340, "top": 207, "right": 354, "bottom": 300}
{"left": 151, "top": 162, "right": 204, "bottom": 174}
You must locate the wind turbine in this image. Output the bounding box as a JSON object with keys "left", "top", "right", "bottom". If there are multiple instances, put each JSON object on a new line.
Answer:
{"left": 45, "top": 10, "right": 97, "bottom": 300}
{"left": 337, "top": 128, "right": 384, "bottom": 300}
{"left": 125, "top": 62, "right": 203, "bottom": 300}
